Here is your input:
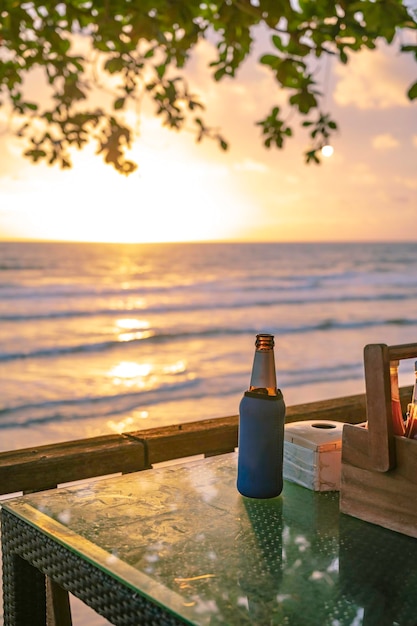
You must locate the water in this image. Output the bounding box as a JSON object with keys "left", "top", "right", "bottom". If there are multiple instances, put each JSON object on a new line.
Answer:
{"left": 1, "top": 240, "right": 417, "bottom": 452}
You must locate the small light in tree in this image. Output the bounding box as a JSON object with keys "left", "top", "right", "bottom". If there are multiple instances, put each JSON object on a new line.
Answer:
{"left": 321, "top": 145, "right": 334, "bottom": 157}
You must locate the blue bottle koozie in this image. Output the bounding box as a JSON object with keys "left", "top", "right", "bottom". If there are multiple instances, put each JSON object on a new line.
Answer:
{"left": 237, "top": 334, "right": 286, "bottom": 498}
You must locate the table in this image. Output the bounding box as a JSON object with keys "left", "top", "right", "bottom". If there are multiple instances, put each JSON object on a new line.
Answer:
{"left": 2, "top": 452, "right": 417, "bottom": 626}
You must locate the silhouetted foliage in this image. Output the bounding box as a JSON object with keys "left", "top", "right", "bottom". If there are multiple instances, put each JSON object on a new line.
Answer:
{"left": 0, "top": 1, "right": 416, "bottom": 174}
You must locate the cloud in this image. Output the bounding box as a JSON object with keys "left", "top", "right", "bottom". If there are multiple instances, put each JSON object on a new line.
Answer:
{"left": 394, "top": 175, "right": 417, "bottom": 190}
{"left": 233, "top": 159, "right": 269, "bottom": 173}
{"left": 347, "top": 162, "right": 378, "bottom": 185}
{"left": 413, "top": 135, "right": 417, "bottom": 148}
{"left": 372, "top": 133, "right": 400, "bottom": 150}
{"left": 333, "top": 45, "right": 413, "bottom": 109}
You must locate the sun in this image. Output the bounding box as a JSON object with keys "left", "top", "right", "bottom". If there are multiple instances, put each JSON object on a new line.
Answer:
{"left": 0, "top": 116, "right": 254, "bottom": 244}
{"left": 321, "top": 145, "right": 334, "bottom": 158}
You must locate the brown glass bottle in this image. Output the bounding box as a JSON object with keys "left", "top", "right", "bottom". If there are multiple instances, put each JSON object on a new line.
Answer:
{"left": 412, "top": 360, "right": 417, "bottom": 405}
{"left": 405, "top": 361, "right": 417, "bottom": 438}
{"left": 390, "top": 360, "right": 405, "bottom": 436}
{"left": 237, "top": 333, "right": 286, "bottom": 498}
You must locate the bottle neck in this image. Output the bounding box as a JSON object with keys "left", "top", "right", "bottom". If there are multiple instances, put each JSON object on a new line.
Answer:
{"left": 248, "top": 335, "right": 278, "bottom": 396}
{"left": 390, "top": 360, "right": 400, "bottom": 402}
{"left": 411, "top": 362, "right": 417, "bottom": 404}
{"left": 412, "top": 361, "right": 417, "bottom": 405}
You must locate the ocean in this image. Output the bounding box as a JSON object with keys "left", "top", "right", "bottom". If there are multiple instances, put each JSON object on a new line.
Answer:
{"left": 1, "top": 239, "right": 417, "bottom": 453}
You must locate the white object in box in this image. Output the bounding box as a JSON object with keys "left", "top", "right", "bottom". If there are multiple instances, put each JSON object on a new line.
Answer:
{"left": 283, "top": 420, "right": 343, "bottom": 491}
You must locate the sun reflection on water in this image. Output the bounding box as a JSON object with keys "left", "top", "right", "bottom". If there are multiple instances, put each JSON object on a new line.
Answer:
{"left": 115, "top": 318, "right": 150, "bottom": 330}
{"left": 114, "top": 317, "right": 154, "bottom": 342}
{"left": 105, "top": 353, "right": 190, "bottom": 433}
{"left": 107, "top": 411, "right": 150, "bottom": 434}
{"left": 162, "top": 360, "right": 187, "bottom": 374}
{"left": 118, "top": 330, "right": 154, "bottom": 342}
{"left": 108, "top": 358, "right": 188, "bottom": 387}
{"left": 109, "top": 361, "right": 152, "bottom": 383}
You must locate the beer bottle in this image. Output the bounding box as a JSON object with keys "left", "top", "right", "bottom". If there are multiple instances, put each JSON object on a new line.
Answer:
{"left": 237, "top": 333, "right": 286, "bottom": 498}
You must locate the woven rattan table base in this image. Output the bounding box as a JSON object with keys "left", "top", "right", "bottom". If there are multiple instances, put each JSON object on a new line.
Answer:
{"left": 1, "top": 508, "right": 185, "bottom": 626}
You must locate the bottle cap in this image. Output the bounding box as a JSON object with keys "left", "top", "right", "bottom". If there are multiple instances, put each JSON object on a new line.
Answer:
{"left": 255, "top": 333, "right": 274, "bottom": 350}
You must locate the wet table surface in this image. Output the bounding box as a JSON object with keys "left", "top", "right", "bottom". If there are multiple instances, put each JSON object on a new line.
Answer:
{"left": 3, "top": 452, "right": 417, "bottom": 625}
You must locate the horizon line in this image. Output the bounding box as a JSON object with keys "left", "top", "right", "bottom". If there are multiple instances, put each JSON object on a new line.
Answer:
{"left": 1, "top": 237, "right": 417, "bottom": 245}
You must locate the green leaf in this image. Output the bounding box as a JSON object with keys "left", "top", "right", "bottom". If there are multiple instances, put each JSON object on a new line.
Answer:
{"left": 24, "top": 148, "right": 47, "bottom": 162}
{"left": 275, "top": 58, "right": 306, "bottom": 88}
{"left": 407, "top": 82, "right": 417, "bottom": 100}
{"left": 286, "top": 38, "right": 311, "bottom": 57}
{"left": 260, "top": 54, "right": 280, "bottom": 68}
{"left": 114, "top": 97, "right": 125, "bottom": 110}
{"left": 339, "top": 49, "right": 348, "bottom": 64}
{"left": 104, "top": 57, "right": 124, "bottom": 74}
{"left": 59, "top": 38, "right": 71, "bottom": 54}
{"left": 214, "top": 68, "right": 226, "bottom": 81}
{"left": 271, "top": 35, "right": 284, "bottom": 51}
{"left": 305, "top": 149, "right": 320, "bottom": 164}
{"left": 156, "top": 64, "right": 166, "bottom": 78}
{"left": 401, "top": 44, "right": 417, "bottom": 60}
{"left": 289, "top": 90, "right": 317, "bottom": 114}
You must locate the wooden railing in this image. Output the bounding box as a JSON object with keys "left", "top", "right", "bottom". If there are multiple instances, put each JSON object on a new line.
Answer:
{"left": 0, "top": 386, "right": 412, "bottom": 496}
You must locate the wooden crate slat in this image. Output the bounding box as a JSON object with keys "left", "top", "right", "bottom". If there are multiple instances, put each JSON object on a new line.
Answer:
{"left": 388, "top": 343, "right": 417, "bottom": 361}
{"left": 340, "top": 423, "right": 372, "bottom": 470}
{"left": 363, "top": 343, "right": 395, "bottom": 471}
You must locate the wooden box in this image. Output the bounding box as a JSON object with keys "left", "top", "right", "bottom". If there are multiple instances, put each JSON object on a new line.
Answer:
{"left": 340, "top": 342, "right": 417, "bottom": 538}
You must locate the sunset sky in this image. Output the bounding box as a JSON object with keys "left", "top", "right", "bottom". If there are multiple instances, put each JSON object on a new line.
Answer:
{"left": 0, "top": 29, "right": 416, "bottom": 244}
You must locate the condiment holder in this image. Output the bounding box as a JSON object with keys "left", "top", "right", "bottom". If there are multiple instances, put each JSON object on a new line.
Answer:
{"left": 340, "top": 342, "right": 417, "bottom": 538}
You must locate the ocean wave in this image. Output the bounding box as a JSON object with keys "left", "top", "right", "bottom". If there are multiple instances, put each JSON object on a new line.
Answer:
{"left": 282, "top": 362, "right": 364, "bottom": 388}
{"left": 2, "top": 264, "right": 417, "bottom": 300}
{"left": 0, "top": 339, "right": 122, "bottom": 361}
{"left": 0, "top": 378, "right": 207, "bottom": 429}
{"left": 0, "top": 263, "right": 45, "bottom": 271}
{"left": 1, "top": 290, "right": 417, "bottom": 322}
{"left": 1, "top": 317, "right": 416, "bottom": 362}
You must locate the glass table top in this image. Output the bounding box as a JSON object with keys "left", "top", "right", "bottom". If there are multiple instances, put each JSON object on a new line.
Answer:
{"left": 4, "top": 452, "right": 417, "bottom": 625}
